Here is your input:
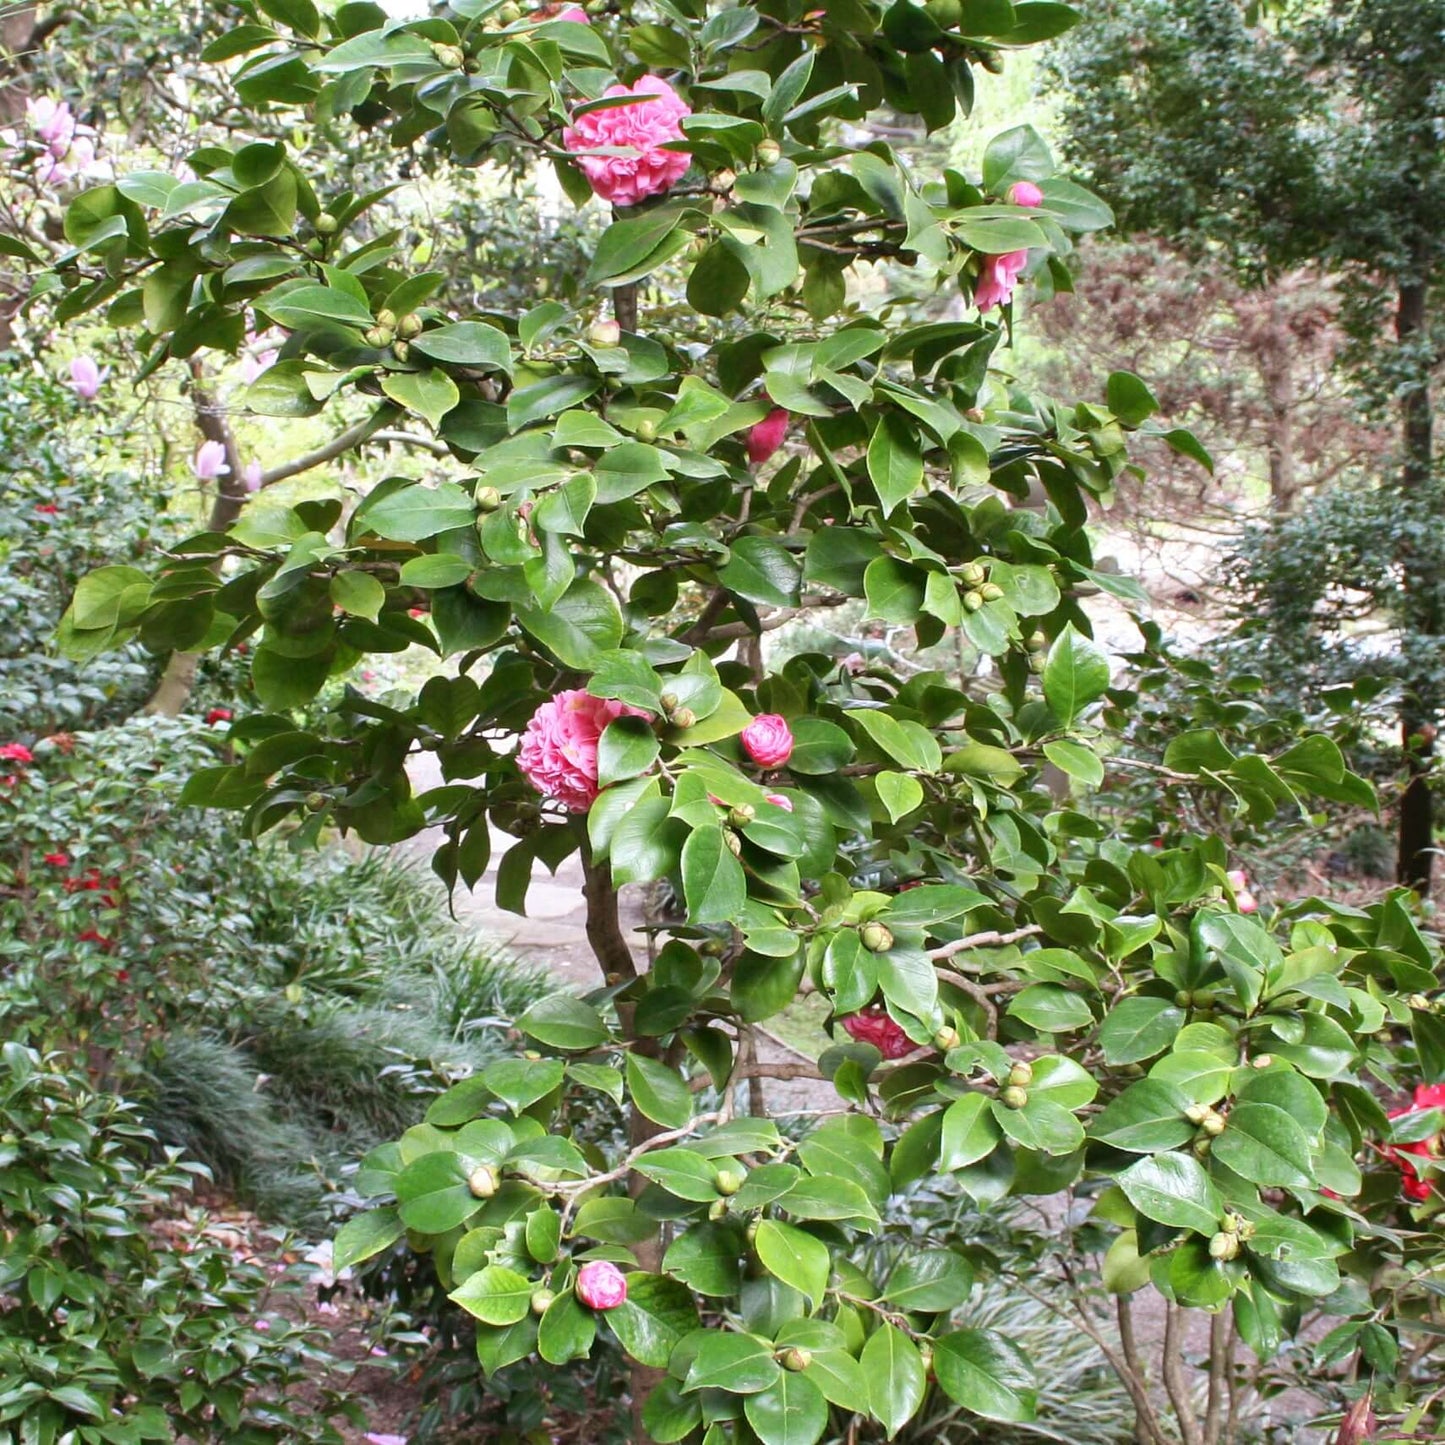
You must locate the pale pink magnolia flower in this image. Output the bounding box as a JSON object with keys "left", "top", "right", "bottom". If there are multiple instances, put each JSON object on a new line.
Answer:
{"left": 563, "top": 77, "right": 691, "bottom": 207}
{"left": 975, "top": 249, "right": 1028, "bottom": 311}
{"left": 242, "top": 461, "right": 263, "bottom": 492}
{"left": 518, "top": 690, "right": 650, "bottom": 812}
{"left": 193, "top": 440, "right": 230, "bottom": 481}
{"left": 1225, "top": 868, "right": 1258, "bottom": 914}
{"left": 69, "top": 357, "right": 102, "bottom": 401}
{"left": 1008, "top": 180, "right": 1044, "bottom": 207}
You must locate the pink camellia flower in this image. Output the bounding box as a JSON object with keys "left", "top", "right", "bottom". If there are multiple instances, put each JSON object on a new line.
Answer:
{"left": 27, "top": 98, "right": 75, "bottom": 152}
{"left": 69, "top": 356, "right": 102, "bottom": 400}
{"left": 974, "top": 249, "right": 1028, "bottom": 311}
{"left": 1007, "top": 180, "right": 1044, "bottom": 208}
{"left": 43, "top": 851, "right": 71, "bottom": 867}
{"left": 1225, "top": 869, "right": 1258, "bottom": 914}
{"left": 841, "top": 1006, "right": 913, "bottom": 1060}
{"left": 0, "top": 743, "right": 34, "bottom": 764}
{"left": 746, "top": 407, "right": 790, "bottom": 466}
{"left": 740, "top": 714, "right": 793, "bottom": 768}
{"left": 535, "top": 1, "right": 589, "bottom": 17}
{"left": 193, "top": 440, "right": 230, "bottom": 481}
{"left": 518, "top": 689, "right": 649, "bottom": 813}
{"left": 575, "top": 1260, "right": 629, "bottom": 1311}
{"left": 34, "top": 503, "right": 59, "bottom": 515}
{"left": 763, "top": 792, "right": 793, "bottom": 812}
{"left": 242, "top": 461, "right": 263, "bottom": 492}
{"left": 563, "top": 77, "right": 692, "bottom": 207}
{"left": 1384, "top": 1084, "right": 1445, "bottom": 1203}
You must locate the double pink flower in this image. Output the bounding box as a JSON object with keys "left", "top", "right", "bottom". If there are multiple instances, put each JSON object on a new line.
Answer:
{"left": 518, "top": 690, "right": 649, "bottom": 812}
{"left": 974, "top": 179, "right": 1045, "bottom": 312}
{"left": 563, "top": 77, "right": 691, "bottom": 207}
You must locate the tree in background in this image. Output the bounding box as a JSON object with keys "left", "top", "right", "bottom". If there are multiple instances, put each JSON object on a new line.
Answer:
{"left": 1050, "top": 0, "right": 1445, "bottom": 893}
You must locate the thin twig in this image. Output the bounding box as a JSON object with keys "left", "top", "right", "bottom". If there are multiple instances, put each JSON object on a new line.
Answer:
{"left": 1163, "top": 1304, "right": 1204, "bottom": 1445}
{"left": 928, "top": 925, "right": 1042, "bottom": 961}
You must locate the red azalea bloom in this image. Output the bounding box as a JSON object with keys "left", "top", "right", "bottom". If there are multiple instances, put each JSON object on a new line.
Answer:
{"left": 43, "top": 851, "right": 71, "bottom": 866}
{"left": 0, "top": 743, "right": 34, "bottom": 764}
{"left": 205, "top": 707, "right": 232, "bottom": 725}
{"left": 34, "top": 503, "right": 60, "bottom": 515}
{"left": 841, "top": 1006, "right": 913, "bottom": 1059}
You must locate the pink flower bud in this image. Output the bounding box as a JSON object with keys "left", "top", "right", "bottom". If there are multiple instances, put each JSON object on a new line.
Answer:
{"left": 763, "top": 792, "right": 793, "bottom": 812}
{"left": 1008, "top": 180, "right": 1044, "bottom": 208}
{"left": 193, "top": 440, "right": 230, "bottom": 481}
{"left": 575, "top": 1260, "right": 628, "bottom": 1310}
{"left": 69, "top": 356, "right": 101, "bottom": 400}
{"left": 746, "top": 407, "right": 790, "bottom": 466}
{"left": 740, "top": 714, "right": 793, "bottom": 768}
{"left": 243, "top": 461, "right": 263, "bottom": 492}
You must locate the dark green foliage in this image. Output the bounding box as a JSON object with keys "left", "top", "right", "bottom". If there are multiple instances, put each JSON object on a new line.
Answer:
{"left": 0, "top": 1043, "right": 352, "bottom": 1443}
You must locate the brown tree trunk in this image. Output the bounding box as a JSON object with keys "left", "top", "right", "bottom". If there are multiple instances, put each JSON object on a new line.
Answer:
{"left": 1260, "top": 295, "right": 1299, "bottom": 513}
{"left": 1393, "top": 271, "right": 1437, "bottom": 896}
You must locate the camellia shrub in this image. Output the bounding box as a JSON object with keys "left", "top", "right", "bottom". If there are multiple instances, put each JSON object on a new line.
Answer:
{"left": 30, "top": 0, "right": 1444, "bottom": 1440}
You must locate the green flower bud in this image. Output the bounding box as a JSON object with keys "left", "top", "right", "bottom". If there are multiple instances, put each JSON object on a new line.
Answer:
{"left": 468, "top": 1164, "right": 499, "bottom": 1198}
{"left": 716, "top": 1168, "right": 744, "bottom": 1196}
{"left": 1208, "top": 1231, "right": 1239, "bottom": 1261}
{"left": 530, "top": 1288, "right": 555, "bottom": 1315}
{"left": 474, "top": 484, "right": 502, "bottom": 511}
{"left": 1028, "top": 653, "right": 1046, "bottom": 674}
{"left": 756, "top": 139, "right": 782, "bottom": 166}
{"left": 364, "top": 326, "right": 394, "bottom": 348}
{"left": 658, "top": 693, "right": 679, "bottom": 716}
{"left": 671, "top": 706, "right": 696, "bottom": 730}
{"left": 305, "top": 792, "right": 328, "bottom": 812}
{"left": 1028, "top": 630, "right": 1048, "bottom": 652}
{"left": 392, "top": 340, "right": 411, "bottom": 362}
{"left": 315, "top": 211, "right": 339, "bottom": 235}
{"left": 980, "top": 47, "right": 1005, "bottom": 73}
{"left": 777, "top": 1347, "right": 812, "bottom": 1372}
{"left": 708, "top": 1198, "right": 728, "bottom": 1220}
{"left": 1174, "top": 989, "right": 1193, "bottom": 1008}
{"left": 498, "top": 3, "right": 522, "bottom": 22}
{"left": 1193, "top": 1136, "right": 1212, "bottom": 1158}
{"left": 1201, "top": 1110, "right": 1226, "bottom": 1137}
{"left": 1409, "top": 993, "right": 1432, "bottom": 1011}
{"left": 1184, "top": 1103, "right": 1209, "bottom": 1126}
{"left": 729, "top": 805, "right": 756, "bottom": 828}
{"left": 1000, "top": 1085, "right": 1027, "bottom": 1110}
{"left": 634, "top": 418, "right": 657, "bottom": 442}
{"left": 1008, "top": 1060, "right": 1033, "bottom": 1088}
{"left": 724, "top": 829, "right": 743, "bottom": 857}
{"left": 434, "top": 42, "right": 466, "bottom": 65}
{"left": 963, "top": 590, "right": 985, "bottom": 612}
{"left": 398, "top": 312, "right": 424, "bottom": 339}
{"left": 933, "top": 1025, "right": 961, "bottom": 1052}
{"left": 375, "top": 309, "right": 397, "bottom": 329}
{"left": 979, "top": 582, "right": 1004, "bottom": 602}
{"left": 588, "top": 318, "right": 622, "bottom": 347}
{"left": 860, "top": 921, "right": 894, "bottom": 953}
{"left": 1222, "top": 1212, "right": 1242, "bottom": 1234}
{"left": 960, "top": 562, "right": 987, "bottom": 586}
{"left": 303, "top": 237, "right": 324, "bottom": 256}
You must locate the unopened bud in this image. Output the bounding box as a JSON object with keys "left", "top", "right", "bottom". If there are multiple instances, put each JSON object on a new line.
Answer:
{"left": 434, "top": 42, "right": 465, "bottom": 65}
{"left": 961, "top": 562, "right": 986, "bottom": 586}
{"left": 860, "top": 921, "right": 893, "bottom": 953}
{"left": 729, "top": 805, "right": 755, "bottom": 827}
{"left": 1185, "top": 1103, "right": 1209, "bottom": 1126}
{"left": 1008, "top": 1061, "right": 1033, "bottom": 1088}
{"left": 303, "top": 237, "right": 324, "bottom": 256}
{"left": 315, "top": 211, "right": 339, "bottom": 235}
{"left": 1193, "top": 1137, "right": 1212, "bottom": 1158}
{"left": 530, "top": 1288, "right": 555, "bottom": 1315}
{"left": 756, "top": 139, "right": 782, "bottom": 166}
{"left": 671, "top": 706, "right": 696, "bottom": 730}
{"left": 468, "top": 1165, "right": 499, "bottom": 1198}
{"left": 364, "top": 326, "right": 393, "bottom": 348}
{"left": 724, "top": 829, "right": 743, "bottom": 857}
{"left": 1028, "top": 631, "right": 1047, "bottom": 652}
{"left": 1201, "top": 1111, "right": 1226, "bottom": 1137}
{"left": 933, "top": 1026, "right": 961, "bottom": 1052}
{"left": 375, "top": 309, "right": 397, "bottom": 329}
{"left": 1409, "top": 994, "right": 1432, "bottom": 1011}
{"left": 473, "top": 484, "right": 501, "bottom": 511}
{"left": 1222, "top": 1212, "right": 1242, "bottom": 1234}
{"left": 634, "top": 418, "right": 657, "bottom": 442}
{"left": 1000, "top": 1085, "right": 1027, "bottom": 1110}
{"left": 1028, "top": 654, "right": 1046, "bottom": 674}
{"left": 963, "top": 590, "right": 985, "bottom": 612}
{"left": 392, "top": 340, "right": 411, "bottom": 362}
{"left": 979, "top": 582, "right": 1003, "bottom": 602}
{"left": 588, "top": 318, "right": 622, "bottom": 347}
{"left": 305, "top": 792, "right": 328, "bottom": 812}
{"left": 1208, "top": 1231, "right": 1239, "bottom": 1261}
{"left": 716, "top": 1169, "right": 743, "bottom": 1196}
{"left": 398, "top": 312, "right": 423, "bottom": 339}
{"left": 708, "top": 1198, "right": 728, "bottom": 1220}
{"left": 778, "top": 1347, "right": 812, "bottom": 1372}
{"left": 658, "top": 692, "right": 679, "bottom": 714}
{"left": 1175, "top": 990, "right": 1193, "bottom": 1008}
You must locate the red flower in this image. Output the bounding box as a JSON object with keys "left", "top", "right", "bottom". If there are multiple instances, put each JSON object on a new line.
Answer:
{"left": 841, "top": 1006, "right": 913, "bottom": 1059}
{"left": 575, "top": 1260, "right": 628, "bottom": 1310}
{"left": 746, "top": 407, "right": 790, "bottom": 466}
{"left": 34, "top": 503, "right": 60, "bottom": 515}
{"left": 205, "top": 707, "right": 232, "bottom": 725}
{"left": 1384, "top": 1086, "right": 1444, "bottom": 1202}
{"left": 115, "top": 969, "right": 130, "bottom": 983}
{"left": 43, "top": 851, "right": 71, "bottom": 867}
{"left": 77, "top": 929, "right": 114, "bottom": 952}
{"left": 0, "top": 743, "right": 34, "bottom": 764}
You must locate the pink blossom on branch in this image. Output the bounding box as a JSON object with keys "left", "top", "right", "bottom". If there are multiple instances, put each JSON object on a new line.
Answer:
{"left": 1008, "top": 180, "right": 1044, "bottom": 208}
{"left": 974, "top": 249, "right": 1028, "bottom": 311}
{"left": 1225, "top": 869, "right": 1258, "bottom": 914}
{"left": 69, "top": 357, "right": 102, "bottom": 400}
{"left": 740, "top": 714, "right": 793, "bottom": 768}
{"left": 517, "top": 689, "right": 650, "bottom": 812}
{"left": 563, "top": 77, "right": 692, "bottom": 207}
{"left": 193, "top": 440, "right": 230, "bottom": 481}
{"left": 841, "top": 1006, "right": 913, "bottom": 1060}
{"left": 575, "top": 1260, "right": 628, "bottom": 1310}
